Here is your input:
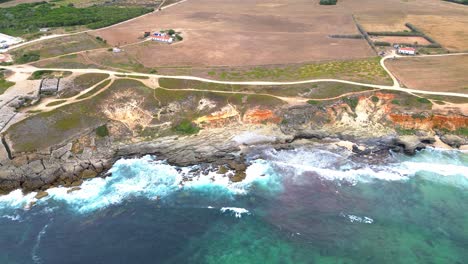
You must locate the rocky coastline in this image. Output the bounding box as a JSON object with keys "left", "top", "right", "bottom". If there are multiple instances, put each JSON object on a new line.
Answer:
{"left": 0, "top": 123, "right": 466, "bottom": 196}
{"left": 0, "top": 92, "right": 467, "bottom": 196}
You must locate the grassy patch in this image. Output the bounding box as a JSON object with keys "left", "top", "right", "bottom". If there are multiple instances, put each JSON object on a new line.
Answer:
{"left": 29, "top": 70, "right": 72, "bottom": 80}
{"left": 60, "top": 73, "right": 109, "bottom": 98}
{"left": 96, "top": 124, "right": 109, "bottom": 137}
{"left": 14, "top": 51, "right": 40, "bottom": 64}
{"left": 46, "top": 100, "right": 67, "bottom": 107}
{"left": 173, "top": 120, "right": 200, "bottom": 135}
{"left": 343, "top": 97, "right": 359, "bottom": 111}
{"left": 116, "top": 74, "right": 150, "bottom": 79}
{"left": 416, "top": 98, "right": 432, "bottom": 104}
{"left": 422, "top": 95, "right": 468, "bottom": 104}
{"left": 12, "top": 33, "right": 108, "bottom": 61}
{"left": 0, "top": 72, "right": 15, "bottom": 94}
{"left": 76, "top": 79, "right": 111, "bottom": 99}
{"left": 159, "top": 78, "right": 373, "bottom": 99}
{"left": 203, "top": 57, "right": 391, "bottom": 84}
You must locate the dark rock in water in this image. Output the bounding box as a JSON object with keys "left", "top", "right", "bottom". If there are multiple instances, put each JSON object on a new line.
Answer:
{"left": 80, "top": 169, "right": 98, "bottom": 179}
{"left": 230, "top": 171, "right": 247, "bottom": 182}
{"left": 67, "top": 187, "right": 81, "bottom": 194}
{"left": 35, "top": 191, "right": 49, "bottom": 199}
{"left": 440, "top": 135, "right": 465, "bottom": 148}
{"left": 392, "top": 136, "right": 427, "bottom": 155}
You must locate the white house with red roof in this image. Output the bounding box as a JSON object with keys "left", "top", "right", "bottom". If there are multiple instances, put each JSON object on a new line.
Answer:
{"left": 398, "top": 47, "right": 416, "bottom": 55}
{"left": 151, "top": 33, "right": 173, "bottom": 43}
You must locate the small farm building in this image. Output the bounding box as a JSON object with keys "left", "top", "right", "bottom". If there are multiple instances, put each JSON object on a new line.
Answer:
{"left": 152, "top": 33, "right": 173, "bottom": 43}
{"left": 398, "top": 47, "right": 416, "bottom": 55}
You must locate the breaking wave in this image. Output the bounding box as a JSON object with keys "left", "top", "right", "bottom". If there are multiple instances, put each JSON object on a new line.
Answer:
{"left": 220, "top": 207, "right": 251, "bottom": 218}
{"left": 0, "top": 148, "right": 466, "bottom": 215}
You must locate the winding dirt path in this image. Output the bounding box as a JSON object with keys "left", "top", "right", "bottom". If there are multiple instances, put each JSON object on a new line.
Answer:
{"left": 4, "top": 62, "right": 468, "bottom": 99}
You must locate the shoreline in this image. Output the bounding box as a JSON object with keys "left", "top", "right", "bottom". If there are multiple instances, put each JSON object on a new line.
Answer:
{"left": 0, "top": 124, "right": 466, "bottom": 199}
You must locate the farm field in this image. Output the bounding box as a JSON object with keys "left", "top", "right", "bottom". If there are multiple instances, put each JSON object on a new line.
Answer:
{"left": 354, "top": 0, "right": 468, "bottom": 51}
{"left": 386, "top": 55, "right": 468, "bottom": 93}
{"left": 369, "top": 36, "right": 431, "bottom": 46}
{"left": 91, "top": 0, "right": 376, "bottom": 67}
{"left": 88, "top": 0, "right": 468, "bottom": 68}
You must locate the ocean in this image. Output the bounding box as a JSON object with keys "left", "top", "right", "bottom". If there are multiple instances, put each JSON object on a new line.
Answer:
{"left": 0, "top": 147, "right": 467, "bottom": 264}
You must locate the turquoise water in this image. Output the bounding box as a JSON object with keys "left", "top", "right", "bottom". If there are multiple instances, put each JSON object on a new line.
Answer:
{"left": 0, "top": 148, "right": 467, "bottom": 263}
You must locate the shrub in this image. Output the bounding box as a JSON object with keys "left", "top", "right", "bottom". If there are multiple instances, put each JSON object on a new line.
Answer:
{"left": 167, "top": 29, "right": 176, "bottom": 35}
{"left": 371, "top": 96, "right": 379, "bottom": 103}
{"left": 343, "top": 97, "right": 358, "bottom": 111}
{"left": 175, "top": 34, "right": 183, "bottom": 41}
{"left": 374, "top": 41, "right": 391, "bottom": 46}
{"left": 173, "top": 120, "right": 200, "bottom": 135}
{"left": 96, "top": 124, "right": 109, "bottom": 137}
{"left": 320, "top": 0, "right": 337, "bottom": 5}
{"left": 15, "top": 52, "right": 40, "bottom": 64}
{"left": 417, "top": 98, "right": 431, "bottom": 104}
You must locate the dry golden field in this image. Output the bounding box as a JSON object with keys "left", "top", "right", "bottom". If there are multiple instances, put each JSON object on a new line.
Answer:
{"left": 88, "top": 0, "right": 468, "bottom": 68}
{"left": 386, "top": 55, "right": 468, "bottom": 93}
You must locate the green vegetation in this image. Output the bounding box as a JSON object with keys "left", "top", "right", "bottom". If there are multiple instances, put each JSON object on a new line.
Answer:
{"left": 76, "top": 79, "right": 111, "bottom": 99}
{"left": 395, "top": 127, "right": 417, "bottom": 135}
{"left": 0, "top": 72, "right": 15, "bottom": 94}
{"left": 173, "top": 120, "right": 200, "bottom": 135}
{"left": 60, "top": 73, "right": 109, "bottom": 98}
{"left": 13, "top": 33, "right": 108, "bottom": 61}
{"left": 29, "top": 70, "right": 72, "bottom": 80}
{"left": 443, "top": 0, "right": 468, "bottom": 6}
{"left": 159, "top": 78, "right": 375, "bottom": 100}
{"left": 46, "top": 100, "right": 67, "bottom": 107}
{"left": 422, "top": 95, "right": 468, "bottom": 104}
{"left": 15, "top": 52, "right": 40, "bottom": 64}
{"left": 205, "top": 57, "right": 391, "bottom": 84}
{"left": 416, "top": 97, "right": 432, "bottom": 104}
{"left": 343, "top": 97, "right": 359, "bottom": 111}
{"left": 388, "top": 92, "right": 433, "bottom": 110}
{"left": 320, "top": 0, "right": 338, "bottom": 5}
{"left": 116, "top": 74, "right": 149, "bottom": 79}
{"left": 0, "top": 2, "right": 153, "bottom": 36}
{"left": 96, "top": 124, "right": 109, "bottom": 137}
{"left": 371, "top": 96, "right": 379, "bottom": 103}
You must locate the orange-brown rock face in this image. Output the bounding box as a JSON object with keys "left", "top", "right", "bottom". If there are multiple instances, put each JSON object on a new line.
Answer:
{"left": 243, "top": 108, "right": 281, "bottom": 124}
{"left": 389, "top": 114, "right": 468, "bottom": 131}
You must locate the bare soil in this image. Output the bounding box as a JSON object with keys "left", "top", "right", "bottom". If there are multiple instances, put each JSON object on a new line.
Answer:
{"left": 354, "top": 0, "right": 468, "bottom": 51}
{"left": 386, "top": 55, "right": 468, "bottom": 93}
{"left": 91, "top": 0, "right": 375, "bottom": 67}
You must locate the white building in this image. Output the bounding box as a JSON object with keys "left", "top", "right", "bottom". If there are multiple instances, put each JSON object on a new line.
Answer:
{"left": 0, "top": 33, "right": 24, "bottom": 51}
{"left": 151, "top": 33, "right": 173, "bottom": 43}
{"left": 398, "top": 47, "right": 416, "bottom": 55}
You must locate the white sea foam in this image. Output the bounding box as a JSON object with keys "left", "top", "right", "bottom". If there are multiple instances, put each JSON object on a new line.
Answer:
{"left": 0, "top": 149, "right": 466, "bottom": 214}
{"left": 1, "top": 214, "right": 21, "bottom": 221}
{"left": 32, "top": 221, "right": 50, "bottom": 264}
{"left": 220, "top": 207, "right": 250, "bottom": 218}
{"left": 5, "top": 155, "right": 278, "bottom": 214}
{"left": 341, "top": 213, "right": 373, "bottom": 224}
{"left": 0, "top": 189, "right": 37, "bottom": 211}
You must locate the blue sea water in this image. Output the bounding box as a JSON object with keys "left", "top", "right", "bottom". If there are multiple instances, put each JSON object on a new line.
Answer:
{"left": 0, "top": 147, "right": 467, "bottom": 264}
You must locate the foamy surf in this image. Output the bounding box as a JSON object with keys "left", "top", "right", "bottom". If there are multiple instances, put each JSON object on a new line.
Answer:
{"left": 0, "top": 155, "right": 279, "bottom": 214}
{"left": 0, "top": 148, "right": 466, "bottom": 216}
{"left": 220, "top": 207, "right": 251, "bottom": 218}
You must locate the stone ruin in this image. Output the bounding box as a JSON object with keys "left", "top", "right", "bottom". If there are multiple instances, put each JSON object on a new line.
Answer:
{"left": 40, "top": 78, "right": 60, "bottom": 95}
